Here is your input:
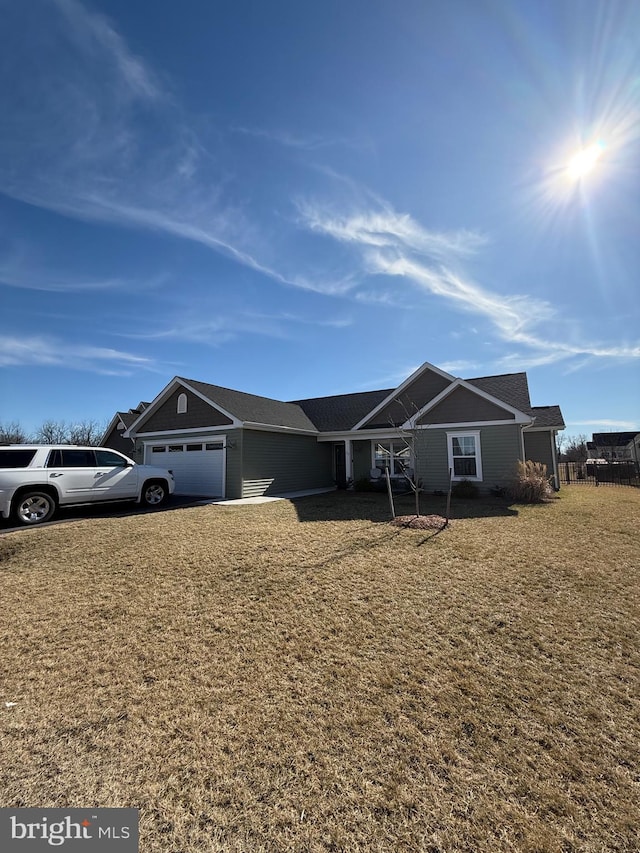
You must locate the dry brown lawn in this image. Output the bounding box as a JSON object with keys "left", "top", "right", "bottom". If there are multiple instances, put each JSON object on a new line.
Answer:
{"left": 0, "top": 487, "right": 638, "bottom": 852}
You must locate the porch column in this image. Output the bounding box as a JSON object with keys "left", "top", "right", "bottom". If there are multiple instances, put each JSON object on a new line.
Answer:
{"left": 345, "top": 438, "right": 353, "bottom": 485}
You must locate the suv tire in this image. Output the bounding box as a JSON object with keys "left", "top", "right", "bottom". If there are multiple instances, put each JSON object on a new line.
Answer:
{"left": 14, "top": 490, "right": 57, "bottom": 526}
{"left": 141, "top": 480, "right": 169, "bottom": 508}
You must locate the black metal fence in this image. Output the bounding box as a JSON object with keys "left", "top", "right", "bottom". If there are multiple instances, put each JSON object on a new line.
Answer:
{"left": 559, "top": 460, "right": 640, "bottom": 488}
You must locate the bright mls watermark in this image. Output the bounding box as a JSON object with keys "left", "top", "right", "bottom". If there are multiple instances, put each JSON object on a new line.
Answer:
{"left": 1, "top": 809, "right": 138, "bottom": 851}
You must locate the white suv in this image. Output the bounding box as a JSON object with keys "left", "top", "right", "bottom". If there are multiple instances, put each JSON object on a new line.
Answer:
{"left": 0, "top": 445, "right": 175, "bottom": 526}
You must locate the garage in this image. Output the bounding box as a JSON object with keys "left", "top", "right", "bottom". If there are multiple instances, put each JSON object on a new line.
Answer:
{"left": 146, "top": 438, "right": 225, "bottom": 497}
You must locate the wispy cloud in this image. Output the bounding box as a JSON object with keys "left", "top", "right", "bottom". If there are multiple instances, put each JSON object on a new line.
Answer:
{"left": 568, "top": 419, "right": 637, "bottom": 430}
{"left": 299, "top": 203, "right": 640, "bottom": 366}
{"left": 0, "top": 252, "right": 160, "bottom": 293}
{"left": 0, "top": 335, "right": 157, "bottom": 375}
{"left": 230, "top": 125, "right": 368, "bottom": 152}
{"left": 117, "top": 309, "right": 352, "bottom": 346}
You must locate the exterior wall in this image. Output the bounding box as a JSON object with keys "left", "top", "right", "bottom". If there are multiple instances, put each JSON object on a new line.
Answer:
{"left": 139, "top": 387, "right": 233, "bottom": 433}
{"left": 418, "top": 386, "right": 515, "bottom": 425}
{"left": 241, "top": 430, "right": 333, "bottom": 497}
{"left": 352, "top": 439, "right": 372, "bottom": 482}
{"left": 414, "top": 423, "right": 523, "bottom": 492}
{"left": 223, "top": 429, "right": 244, "bottom": 499}
{"left": 363, "top": 369, "right": 451, "bottom": 428}
{"left": 524, "top": 430, "right": 556, "bottom": 486}
{"left": 103, "top": 424, "right": 139, "bottom": 459}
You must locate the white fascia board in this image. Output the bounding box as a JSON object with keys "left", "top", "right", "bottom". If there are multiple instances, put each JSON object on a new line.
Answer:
{"left": 352, "top": 361, "right": 456, "bottom": 431}
{"left": 242, "top": 421, "right": 318, "bottom": 436}
{"left": 317, "top": 428, "right": 407, "bottom": 442}
{"left": 524, "top": 424, "right": 565, "bottom": 432}
{"left": 141, "top": 434, "right": 228, "bottom": 446}
{"left": 403, "top": 378, "right": 531, "bottom": 428}
{"left": 416, "top": 418, "right": 532, "bottom": 430}
{"left": 130, "top": 425, "right": 234, "bottom": 438}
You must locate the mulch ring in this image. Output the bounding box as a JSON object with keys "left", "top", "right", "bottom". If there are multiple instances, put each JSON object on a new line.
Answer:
{"left": 391, "top": 514, "right": 450, "bottom": 530}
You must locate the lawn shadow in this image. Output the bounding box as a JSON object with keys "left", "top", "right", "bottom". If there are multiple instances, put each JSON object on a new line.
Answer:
{"left": 291, "top": 490, "right": 519, "bottom": 524}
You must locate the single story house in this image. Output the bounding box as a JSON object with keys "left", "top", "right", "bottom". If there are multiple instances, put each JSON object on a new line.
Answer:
{"left": 102, "top": 362, "right": 564, "bottom": 499}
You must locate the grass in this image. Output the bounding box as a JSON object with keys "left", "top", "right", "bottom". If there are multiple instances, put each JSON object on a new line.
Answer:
{"left": 0, "top": 487, "right": 638, "bottom": 852}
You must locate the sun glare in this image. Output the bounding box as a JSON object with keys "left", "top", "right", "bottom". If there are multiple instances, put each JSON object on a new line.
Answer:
{"left": 567, "top": 142, "right": 604, "bottom": 180}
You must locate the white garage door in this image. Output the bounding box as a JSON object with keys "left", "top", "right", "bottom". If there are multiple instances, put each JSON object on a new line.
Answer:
{"left": 146, "top": 439, "right": 224, "bottom": 497}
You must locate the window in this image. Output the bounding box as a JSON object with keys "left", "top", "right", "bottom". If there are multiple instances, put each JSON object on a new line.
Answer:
{"left": 206, "top": 442, "right": 224, "bottom": 450}
{"left": 151, "top": 446, "right": 166, "bottom": 453}
{"left": 0, "top": 449, "right": 37, "bottom": 468}
{"left": 168, "top": 445, "right": 184, "bottom": 452}
{"left": 177, "top": 393, "right": 188, "bottom": 414}
{"left": 447, "top": 431, "right": 482, "bottom": 481}
{"left": 95, "top": 449, "right": 129, "bottom": 468}
{"left": 186, "top": 443, "right": 203, "bottom": 451}
{"left": 373, "top": 440, "right": 412, "bottom": 476}
{"left": 46, "top": 449, "right": 96, "bottom": 468}
{"left": 117, "top": 421, "right": 125, "bottom": 430}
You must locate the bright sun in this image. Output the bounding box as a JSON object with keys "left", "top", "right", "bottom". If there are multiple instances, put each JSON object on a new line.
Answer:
{"left": 567, "top": 142, "right": 604, "bottom": 180}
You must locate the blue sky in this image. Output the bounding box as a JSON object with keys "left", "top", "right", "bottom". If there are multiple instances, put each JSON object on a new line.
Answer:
{"left": 1, "top": 0, "right": 638, "bottom": 438}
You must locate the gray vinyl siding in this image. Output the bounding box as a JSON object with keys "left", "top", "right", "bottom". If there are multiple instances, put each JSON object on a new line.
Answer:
{"left": 140, "top": 388, "right": 234, "bottom": 433}
{"left": 102, "top": 425, "right": 138, "bottom": 459}
{"left": 524, "top": 431, "right": 556, "bottom": 485}
{"left": 224, "top": 429, "right": 243, "bottom": 499}
{"left": 241, "top": 430, "right": 332, "bottom": 497}
{"left": 414, "top": 424, "right": 523, "bottom": 492}
{"left": 363, "top": 369, "right": 450, "bottom": 428}
{"left": 352, "top": 439, "right": 372, "bottom": 482}
{"left": 417, "top": 386, "right": 515, "bottom": 424}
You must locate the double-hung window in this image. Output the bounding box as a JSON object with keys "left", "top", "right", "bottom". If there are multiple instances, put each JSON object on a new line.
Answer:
{"left": 447, "top": 431, "right": 482, "bottom": 481}
{"left": 373, "top": 440, "right": 411, "bottom": 476}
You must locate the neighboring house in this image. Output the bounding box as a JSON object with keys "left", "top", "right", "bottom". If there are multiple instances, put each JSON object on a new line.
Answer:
{"left": 587, "top": 431, "right": 640, "bottom": 462}
{"left": 109, "top": 362, "right": 564, "bottom": 499}
{"left": 101, "top": 402, "right": 150, "bottom": 461}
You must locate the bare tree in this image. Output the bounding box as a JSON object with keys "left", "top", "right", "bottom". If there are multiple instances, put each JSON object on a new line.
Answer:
{"left": 68, "top": 419, "right": 107, "bottom": 445}
{"left": 0, "top": 420, "right": 30, "bottom": 443}
{"left": 34, "top": 419, "right": 70, "bottom": 444}
{"left": 559, "top": 434, "right": 589, "bottom": 463}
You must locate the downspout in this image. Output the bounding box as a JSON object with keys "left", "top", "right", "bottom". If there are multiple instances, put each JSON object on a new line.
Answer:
{"left": 551, "top": 429, "right": 560, "bottom": 491}
{"left": 520, "top": 417, "right": 535, "bottom": 462}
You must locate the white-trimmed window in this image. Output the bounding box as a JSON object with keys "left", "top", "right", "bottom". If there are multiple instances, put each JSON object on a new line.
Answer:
{"left": 177, "top": 392, "right": 188, "bottom": 414}
{"left": 447, "top": 431, "right": 482, "bottom": 481}
{"left": 372, "top": 440, "right": 412, "bottom": 476}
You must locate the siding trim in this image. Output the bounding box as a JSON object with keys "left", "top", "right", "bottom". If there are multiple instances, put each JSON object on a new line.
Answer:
{"left": 416, "top": 418, "right": 529, "bottom": 430}
{"left": 242, "top": 421, "right": 318, "bottom": 436}
{"left": 130, "top": 425, "right": 232, "bottom": 438}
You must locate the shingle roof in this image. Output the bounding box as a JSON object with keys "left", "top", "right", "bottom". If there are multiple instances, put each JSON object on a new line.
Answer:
{"left": 181, "top": 378, "right": 318, "bottom": 431}
{"left": 466, "top": 373, "right": 532, "bottom": 413}
{"left": 529, "top": 406, "right": 565, "bottom": 429}
{"left": 117, "top": 411, "right": 141, "bottom": 428}
{"left": 291, "top": 390, "right": 393, "bottom": 432}
{"left": 158, "top": 370, "right": 565, "bottom": 434}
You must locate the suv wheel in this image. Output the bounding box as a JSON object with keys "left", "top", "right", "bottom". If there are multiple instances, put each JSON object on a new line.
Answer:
{"left": 142, "top": 480, "right": 168, "bottom": 508}
{"left": 14, "top": 491, "right": 57, "bottom": 525}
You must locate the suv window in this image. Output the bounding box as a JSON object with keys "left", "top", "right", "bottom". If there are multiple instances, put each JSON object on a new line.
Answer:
{"left": 47, "top": 449, "right": 97, "bottom": 468}
{"left": 95, "top": 449, "right": 129, "bottom": 468}
{"left": 0, "top": 449, "right": 38, "bottom": 468}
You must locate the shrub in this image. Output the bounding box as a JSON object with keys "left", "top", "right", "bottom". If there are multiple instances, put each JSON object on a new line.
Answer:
{"left": 451, "top": 479, "right": 479, "bottom": 499}
{"left": 509, "top": 460, "right": 553, "bottom": 503}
